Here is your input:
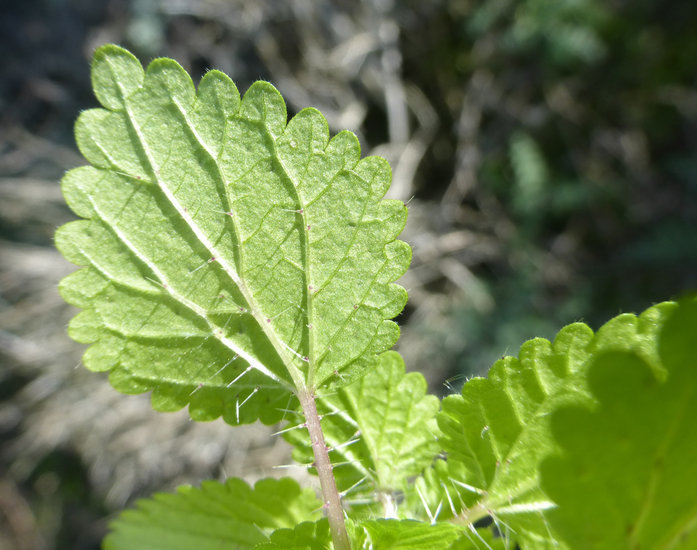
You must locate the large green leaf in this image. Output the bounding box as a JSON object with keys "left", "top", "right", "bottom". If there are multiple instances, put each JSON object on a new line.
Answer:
{"left": 541, "top": 297, "right": 697, "bottom": 548}
{"left": 55, "top": 45, "right": 410, "bottom": 424}
{"left": 103, "top": 477, "right": 322, "bottom": 550}
{"left": 420, "top": 302, "right": 676, "bottom": 547}
{"left": 284, "top": 351, "right": 440, "bottom": 517}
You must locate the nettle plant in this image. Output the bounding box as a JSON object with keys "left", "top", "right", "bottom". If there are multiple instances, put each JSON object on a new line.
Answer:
{"left": 56, "top": 45, "right": 697, "bottom": 550}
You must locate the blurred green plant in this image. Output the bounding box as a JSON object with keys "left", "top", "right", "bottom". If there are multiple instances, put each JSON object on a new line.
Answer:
{"left": 401, "top": 0, "right": 697, "bottom": 380}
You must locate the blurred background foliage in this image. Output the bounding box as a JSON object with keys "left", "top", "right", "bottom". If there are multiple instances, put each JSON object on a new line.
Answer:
{"left": 1, "top": 0, "right": 696, "bottom": 548}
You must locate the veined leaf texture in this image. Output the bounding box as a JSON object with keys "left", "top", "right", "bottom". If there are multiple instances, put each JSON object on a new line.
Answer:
{"left": 56, "top": 45, "right": 410, "bottom": 425}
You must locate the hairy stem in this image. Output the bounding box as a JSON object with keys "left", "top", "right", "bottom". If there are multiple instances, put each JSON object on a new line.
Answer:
{"left": 297, "top": 388, "right": 351, "bottom": 550}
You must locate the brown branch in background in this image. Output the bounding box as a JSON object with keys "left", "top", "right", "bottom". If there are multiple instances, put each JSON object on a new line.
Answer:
{"left": 0, "top": 480, "right": 46, "bottom": 550}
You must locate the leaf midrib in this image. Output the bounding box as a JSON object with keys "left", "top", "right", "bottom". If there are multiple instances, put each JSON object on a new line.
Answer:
{"left": 171, "top": 95, "right": 308, "bottom": 387}
{"left": 120, "top": 95, "right": 305, "bottom": 391}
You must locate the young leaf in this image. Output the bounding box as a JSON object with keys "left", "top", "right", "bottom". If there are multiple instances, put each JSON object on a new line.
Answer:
{"left": 55, "top": 45, "right": 410, "bottom": 425}
{"left": 541, "top": 297, "right": 697, "bottom": 548}
{"left": 254, "top": 520, "right": 332, "bottom": 550}
{"left": 358, "top": 519, "right": 462, "bottom": 550}
{"left": 103, "top": 477, "right": 322, "bottom": 550}
{"left": 284, "top": 351, "right": 440, "bottom": 517}
{"left": 421, "top": 302, "right": 676, "bottom": 546}
{"left": 354, "top": 519, "right": 507, "bottom": 550}
{"left": 448, "top": 529, "right": 509, "bottom": 550}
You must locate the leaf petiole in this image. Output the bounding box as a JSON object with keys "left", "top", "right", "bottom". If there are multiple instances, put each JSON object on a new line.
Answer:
{"left": 297, "top": 387, "right": 352, "bottom": 550}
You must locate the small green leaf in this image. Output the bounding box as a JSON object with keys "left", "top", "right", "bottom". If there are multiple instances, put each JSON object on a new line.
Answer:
{"left": 448, "top": 529, "right": 509, "bottom": 549}
{"left": 284, "top": 351, "right": 440, "bottom": 516}
{"left": 420, "top": 302, "right": 676, "bottom": 546}
{"left": 541, "top": 297, "right": 697, "bottom": 548}
{"left": 103, "top": 477, "right": 322, "bottom": 550}
{"left": 255, "top": 520, "right": 332, "bottom": 550}
{"left": 57, "top": 45, "right": 409, "bottom": 424}
{"left": 359, "top": 519, "right": 462, "bottom": 550}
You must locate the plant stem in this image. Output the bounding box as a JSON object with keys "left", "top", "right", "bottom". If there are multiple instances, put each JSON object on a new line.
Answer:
{"left": 297, "top": 388, "right": 351, "bottom": 550}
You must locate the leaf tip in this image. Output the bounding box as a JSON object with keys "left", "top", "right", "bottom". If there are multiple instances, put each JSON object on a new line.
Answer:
{"left": 238, "top": 80, "right": 288, "bottom": 136}
{"left": 91, "top": 44, "right": 144, "bottom": 110}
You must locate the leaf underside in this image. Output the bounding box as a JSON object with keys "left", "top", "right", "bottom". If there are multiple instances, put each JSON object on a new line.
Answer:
{"left": 419, "top": 301, "right": 678, "bottom": 547}
{"left": 56, "top": 45, "right": 410, "bottom": 425}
